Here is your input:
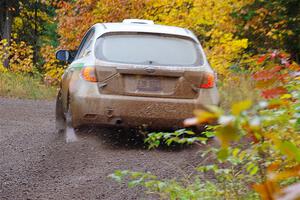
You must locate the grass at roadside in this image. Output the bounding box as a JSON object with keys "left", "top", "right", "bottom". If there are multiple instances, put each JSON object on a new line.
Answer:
{"left": 0, "top": 72, "right": 57, "bottom": 100}
{"left": 219, "top": 74, "right": 261, "bottom": 112}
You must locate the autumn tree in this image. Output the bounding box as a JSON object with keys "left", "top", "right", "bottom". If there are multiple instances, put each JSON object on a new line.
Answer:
{"left": 0, "top": 0, "right": 58, "bottom": 69}
{"left": 0, "top": 0, "right": 20, "bottom": 67}
{"left": 234, "top": 0, "right": 300, "bottom": 62}
{"left": 57, "top": 0, "right": 251, "bottom": 76}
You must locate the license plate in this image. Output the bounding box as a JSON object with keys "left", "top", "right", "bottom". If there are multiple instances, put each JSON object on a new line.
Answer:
{"left": 137, "top": 77, "right": 162, "bottom": 92}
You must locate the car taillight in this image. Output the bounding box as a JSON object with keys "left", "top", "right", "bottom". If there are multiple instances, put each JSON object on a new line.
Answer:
{"left": 199, "top": 73, "right": 215, "bottom": 88}
{"left": 81, "top": 67, "right": 97, "bottom": 82}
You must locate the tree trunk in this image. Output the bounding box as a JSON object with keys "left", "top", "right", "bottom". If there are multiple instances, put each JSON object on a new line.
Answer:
{"left": 1, "top": 0, "right": 13, "bottom": 68}
{"left": 33, "top": 0, "right": 38, "bottom": 67}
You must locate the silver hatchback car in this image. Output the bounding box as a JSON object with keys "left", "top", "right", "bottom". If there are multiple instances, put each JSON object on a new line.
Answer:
{"left": 55, "top": 19, "right": 219, "bottom": 131}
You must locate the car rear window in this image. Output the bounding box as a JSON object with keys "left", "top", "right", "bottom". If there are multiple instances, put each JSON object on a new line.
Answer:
{"left": 94, "top": 33, "right": 204, "bottom": 66}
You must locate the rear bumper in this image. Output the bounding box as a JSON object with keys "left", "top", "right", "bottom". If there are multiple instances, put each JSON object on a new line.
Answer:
{"left": 72, "top": 94, "right": 198, "bottom": 129}
{"left": 70, "top": 82, "right": 219, "bottom": 129}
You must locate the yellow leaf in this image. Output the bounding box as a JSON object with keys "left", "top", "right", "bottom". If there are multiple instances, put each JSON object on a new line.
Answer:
{"left": 231, "top": 100, "right": 252, "bottom": 116}
{"left": 195, "top": 110, "right": 219, "bottom": 124}
{"left": 215, "top": 124, "right": 240, "bottom": 147}
{"left": 280, "top": 94, "right": 292, "bottom": 99}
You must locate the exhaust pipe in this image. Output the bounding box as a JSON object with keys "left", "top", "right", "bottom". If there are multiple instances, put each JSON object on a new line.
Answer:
{"left": 115, "top": 119, "right": 123, "bottom": 125}
{"left": 110, "top": 117, "right": 122, "bottom": 125}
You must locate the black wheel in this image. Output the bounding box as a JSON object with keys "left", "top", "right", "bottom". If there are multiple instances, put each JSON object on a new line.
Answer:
{"left": 65, "top": 102, "right": 73, "bottom": 129}
{"left": 55, "top": 90, "right": 66, "bottom": 133}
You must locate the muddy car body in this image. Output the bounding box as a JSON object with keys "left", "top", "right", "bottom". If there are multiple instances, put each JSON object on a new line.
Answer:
{"left": 55, "top": 19, "right": 219, "bottom": 131}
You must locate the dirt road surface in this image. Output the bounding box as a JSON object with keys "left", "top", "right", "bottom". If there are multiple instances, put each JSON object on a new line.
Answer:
{"left": 0, "top": 98, "right": 211, "bottom": 200}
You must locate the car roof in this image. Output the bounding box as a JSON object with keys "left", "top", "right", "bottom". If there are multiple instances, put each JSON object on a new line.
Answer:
{"left": 93, "top": 21, "right": 198, "bottom": 42}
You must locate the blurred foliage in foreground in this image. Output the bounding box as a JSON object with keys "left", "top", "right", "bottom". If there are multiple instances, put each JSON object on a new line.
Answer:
{"left": 110, "top": 52, "right": 300, "bottom": 199}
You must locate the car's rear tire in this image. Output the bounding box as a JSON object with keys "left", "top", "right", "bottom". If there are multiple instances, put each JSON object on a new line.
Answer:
{"left": 56, "top": 91, "right": 77, "bottom": 136}
{"left": 56, "top": 90, "right": 65, "bottom": 133}
{"left": 65, "top": 102, "right": 74, "bottom": 129}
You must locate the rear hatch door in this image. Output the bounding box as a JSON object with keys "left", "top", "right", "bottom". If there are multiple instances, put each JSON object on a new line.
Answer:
{"left": 95, "top": 64, "right": 206, "bottom": 99}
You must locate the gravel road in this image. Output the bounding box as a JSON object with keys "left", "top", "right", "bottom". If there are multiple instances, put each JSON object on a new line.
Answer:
{"left": 0, "top": 98, "right": 211, "bottom": 200}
